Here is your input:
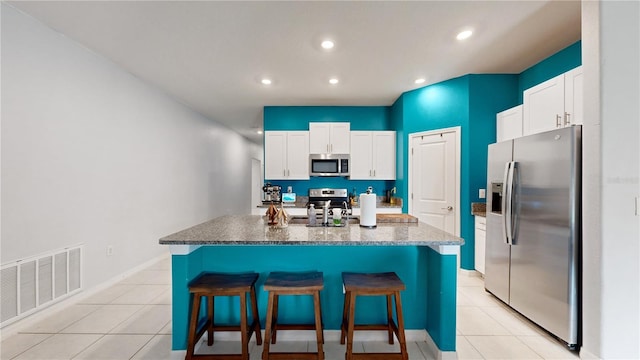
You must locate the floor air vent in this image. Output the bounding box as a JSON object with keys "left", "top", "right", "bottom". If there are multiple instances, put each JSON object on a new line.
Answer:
{"left": 1, "top": 245, "right": 83, "bottom": 327}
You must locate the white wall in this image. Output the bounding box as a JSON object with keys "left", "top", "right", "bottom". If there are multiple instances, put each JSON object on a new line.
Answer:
{"left": 582, "top": 1, "right": 640, "bottom": 358}
{"left": 1, "top": 5, "right": 261, "bottom": 292}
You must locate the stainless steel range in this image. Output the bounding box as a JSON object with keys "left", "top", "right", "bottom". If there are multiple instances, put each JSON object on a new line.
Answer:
{"left": 308, "top": 188, "right": 352, "bottom": 224}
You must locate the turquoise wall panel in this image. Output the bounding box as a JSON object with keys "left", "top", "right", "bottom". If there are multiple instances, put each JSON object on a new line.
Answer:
{"left": 263, "top": 106, "right": 394, "bottom": 193}
{"left": 267, "top": 179, "right": 394, "bottom": 198}
{"left": 264, "top": 106, "right": 390, "bottom": 130}
{"left": 426, "top": 248, "right": 458, "bottom": 351}
{"left": 396, "top": 75, "right": 518, "bottom": 270}
{"left": 170, "top": 245, "right": 459, "bottom": 351}
{"left": 465, "top": 75, "right": 519, "bottom": 268}
{"left": 171, "top": 249, "right": 204, "bottom": 350}
{"left": 518, "top": 41, "right": 582, "bottom": 102}
{"left": 390, "top": 96, "right": 405, "bottom": 200}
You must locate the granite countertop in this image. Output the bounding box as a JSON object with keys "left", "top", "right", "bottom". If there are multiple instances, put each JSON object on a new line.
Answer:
{"left": 471, "top": 202, "right": 486, "bottom": 217}
{"left": 159, "top": 215, "right": 463, "bottom": 247}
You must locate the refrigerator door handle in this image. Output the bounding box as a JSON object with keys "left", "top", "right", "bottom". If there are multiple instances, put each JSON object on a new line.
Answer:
{"left": 504, "top": 161, "right": 516, "bottom": 245}
{"left": 502, "top": 162, "right": 512, "bottom": 244}
{"left": 509, "top": 162, "right": 518, "bottom": 244}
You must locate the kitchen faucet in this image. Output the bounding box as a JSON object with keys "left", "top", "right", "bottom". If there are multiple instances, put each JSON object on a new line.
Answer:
{"left": 322, "top": 200, "right": 331, "bottom": 225}
{"left": 342, "top": 201, "right": 350, "bottom": 222}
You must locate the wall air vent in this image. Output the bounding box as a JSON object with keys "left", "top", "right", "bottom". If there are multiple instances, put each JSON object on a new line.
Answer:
{"left": 0, "top": 245, "right": 83, "bottom": 327}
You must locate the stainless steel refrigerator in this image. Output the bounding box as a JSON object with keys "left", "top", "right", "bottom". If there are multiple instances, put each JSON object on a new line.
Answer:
{"left": 485, "top": 126, "right": 581, "bottom": 349}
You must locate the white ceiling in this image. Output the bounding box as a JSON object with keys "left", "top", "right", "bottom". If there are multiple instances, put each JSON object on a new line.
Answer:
{"left": 8, "top": 1, "right": 581, "bottom": 143}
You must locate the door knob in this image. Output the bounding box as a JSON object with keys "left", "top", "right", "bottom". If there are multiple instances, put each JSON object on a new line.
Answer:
{"left": 441, "top": 206, "right": 453, "bottom": 211}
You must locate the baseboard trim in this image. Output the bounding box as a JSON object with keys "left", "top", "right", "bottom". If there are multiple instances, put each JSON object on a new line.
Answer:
{"left": 171, "top": 329, "right": 456, "bottom": 359}
{"left": 579, "top": 347, "right": 601, "bottom": 359}
{"left": 458, "top": 268, "right": 482, "bottom": 278}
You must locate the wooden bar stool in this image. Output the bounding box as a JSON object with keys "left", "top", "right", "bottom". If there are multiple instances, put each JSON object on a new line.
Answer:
{"left": 262, "top": 271, "right": 324, "bottom": 360}
{"left": 185, "top": 272, "right": 262, "bottom": 360}
{"left": 340, "top": 272, "right": 408, "bottom": 360}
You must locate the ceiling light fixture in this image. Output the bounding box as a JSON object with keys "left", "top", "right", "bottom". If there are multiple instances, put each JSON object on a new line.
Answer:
{"left": 321, "top": 40, "right": 335, "bottom": 50}
{"left": 257, "top": 130, "right": 263, "bottom": 134}
{"left": 415, "top": 78, "right": 426, "bottom": 84}
{"left": 261, "top": 78, "right": 272, "bottom": 85}
{"left": 456, "top": 30, "right": 473, "bottom": 41}
{"left": 329, "top": 78, "right": 339, "bottom": 85}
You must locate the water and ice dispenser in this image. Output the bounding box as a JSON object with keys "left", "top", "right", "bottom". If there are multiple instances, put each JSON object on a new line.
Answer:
{"left": 491, "top": 182, "right": 503, "bottom": 214}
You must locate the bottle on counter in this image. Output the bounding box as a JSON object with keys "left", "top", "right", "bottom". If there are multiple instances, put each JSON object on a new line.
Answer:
{"left": 307, "top": 204, "right": 317, "bottom": 226}
{"left": 350, "top": 187, "right": 358, "bottom": 206}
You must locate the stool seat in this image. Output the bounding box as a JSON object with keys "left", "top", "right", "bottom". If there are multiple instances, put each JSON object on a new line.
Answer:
{"left": 190, "top": 272, "right": 259, "bottom": 293}
{"left": 341, "top": 272, "right": 408, "bottom": 360}
{"left": 262, "top": 271, "right": 324, "bottom": 360}
{"left": 185, "top": 272, "right": 262, "bottom": 360}
{"left": 263, "top": 271, "right": 324, "bottom": 291}
{"left": 342, "top": 272, "right": 405, "bottom": 292}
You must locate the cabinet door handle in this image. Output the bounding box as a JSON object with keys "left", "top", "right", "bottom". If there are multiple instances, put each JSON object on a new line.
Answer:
{"left": 556, "top": 114, "right": 562, "bottom": 127}
{"left": 564, "top": 112, "right": 571, "bottom": 126}
{"left": 373, "top": 169, "right": 376, "bottom": 177}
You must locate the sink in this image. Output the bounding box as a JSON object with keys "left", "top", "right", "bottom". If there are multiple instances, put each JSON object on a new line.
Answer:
{"left": 288, "top": 216, "right": 359, "bottom": 226}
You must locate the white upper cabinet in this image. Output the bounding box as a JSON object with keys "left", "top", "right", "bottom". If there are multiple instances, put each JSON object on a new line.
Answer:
{"left": 350, "top": 131, "right": 396, "bottom": 180}
{"left": 496, "top": 105, "right": 523, "bottom": 142}
{"left": 564, "top": 66, "right": 584, "bottom": 126}
{"left": 309, "top": 122, "right": 350, "bottom": 154}
{"left": 523, "top": 66, "right": 583, "bottom": 136}
{"left": 264, "top": 131, "right": 309, "bottom": 180}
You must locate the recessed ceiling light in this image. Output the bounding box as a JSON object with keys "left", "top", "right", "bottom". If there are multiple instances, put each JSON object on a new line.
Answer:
{"left": 456, "top": 30, "right": 473, "bottom": 41}
{"left": 414, "top": 78, "right": 426, "bottom": 84}
{"left": 261, "top": 78, "right": 272, "bottom": 85}
{"left": 321, "top": 40, "right": 335, "bottom": 50}
{"left": 257, "top": 130, "right": 263, "bottom": 134}
{"left": 329, "top": 78, "right": 339, "bottom": 85}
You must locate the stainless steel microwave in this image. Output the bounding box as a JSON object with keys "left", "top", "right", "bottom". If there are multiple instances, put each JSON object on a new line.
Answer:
{"left": 309, "top": 154, "right": 350, "bottom": 177}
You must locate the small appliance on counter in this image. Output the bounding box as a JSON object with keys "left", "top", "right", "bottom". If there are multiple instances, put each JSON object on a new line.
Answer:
{"left": 262, "top": 183, "right": 282, "bottom": 204}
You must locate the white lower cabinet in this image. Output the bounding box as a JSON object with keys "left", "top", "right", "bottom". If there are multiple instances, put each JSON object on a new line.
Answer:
{"left": 474, "top": 216, "right": 486, "bottom": 275}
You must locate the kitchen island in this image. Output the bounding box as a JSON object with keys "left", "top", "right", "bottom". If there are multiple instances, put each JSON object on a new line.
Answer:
{"left": 160, "top": 215, "right": 463, "bottom": 356}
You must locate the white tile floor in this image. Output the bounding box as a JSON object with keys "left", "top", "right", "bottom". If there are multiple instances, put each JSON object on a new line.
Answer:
{"left": 1, "top": 255, "right": 580, "bottom": 360}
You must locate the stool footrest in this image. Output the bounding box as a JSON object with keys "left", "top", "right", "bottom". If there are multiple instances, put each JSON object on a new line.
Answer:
{"left": 345, "top": 323, "right": 397, "bottom": 331}
{"left": 272, "top": 324, "right": 318, "bottom": 331}
{"left": 188, "top": 354, "right": 247, "bottom": 360}
{"left": 351, "top": 353, "right": 405, "bottom": 360}
{"left": 264, "top": 352, "right": 325, "bottom": 360}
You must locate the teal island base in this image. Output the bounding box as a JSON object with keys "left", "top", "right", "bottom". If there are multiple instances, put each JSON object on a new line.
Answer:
{"left": 170, "top": 245, "right": 458, "bottom": 355}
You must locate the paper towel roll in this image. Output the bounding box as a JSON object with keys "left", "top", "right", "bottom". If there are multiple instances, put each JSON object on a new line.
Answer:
{"left": 359, "top": 193, "right": 377, "bottom": 228}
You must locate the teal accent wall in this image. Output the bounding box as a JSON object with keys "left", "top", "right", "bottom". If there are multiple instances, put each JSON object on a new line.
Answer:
{"left": 426, "top": 249, "right": 458, "bottom": 351}
{"left": 170, "top": 245, "right": 460, "bottom": 351}
{"left": 267, "top": 178, "right": 394, "bottom": 198}
{"left": 518, "top": 41, "right": 582, "bottom": 102}
{"left": 393, "top": 75, "right": 519, "bottom": 270}
{"left": 264, "top": 106, "right": 390, "bottom": 130}
{"left": 263, "top": 106, "right": 394, "bottom": 194}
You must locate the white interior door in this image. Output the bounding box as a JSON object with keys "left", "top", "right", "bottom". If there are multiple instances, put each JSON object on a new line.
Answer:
{"left": 251, "top": 158, "right": 262, "bottom": 210}
{"left": 410, "top": 130, "right": 458, "bottom": 235}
